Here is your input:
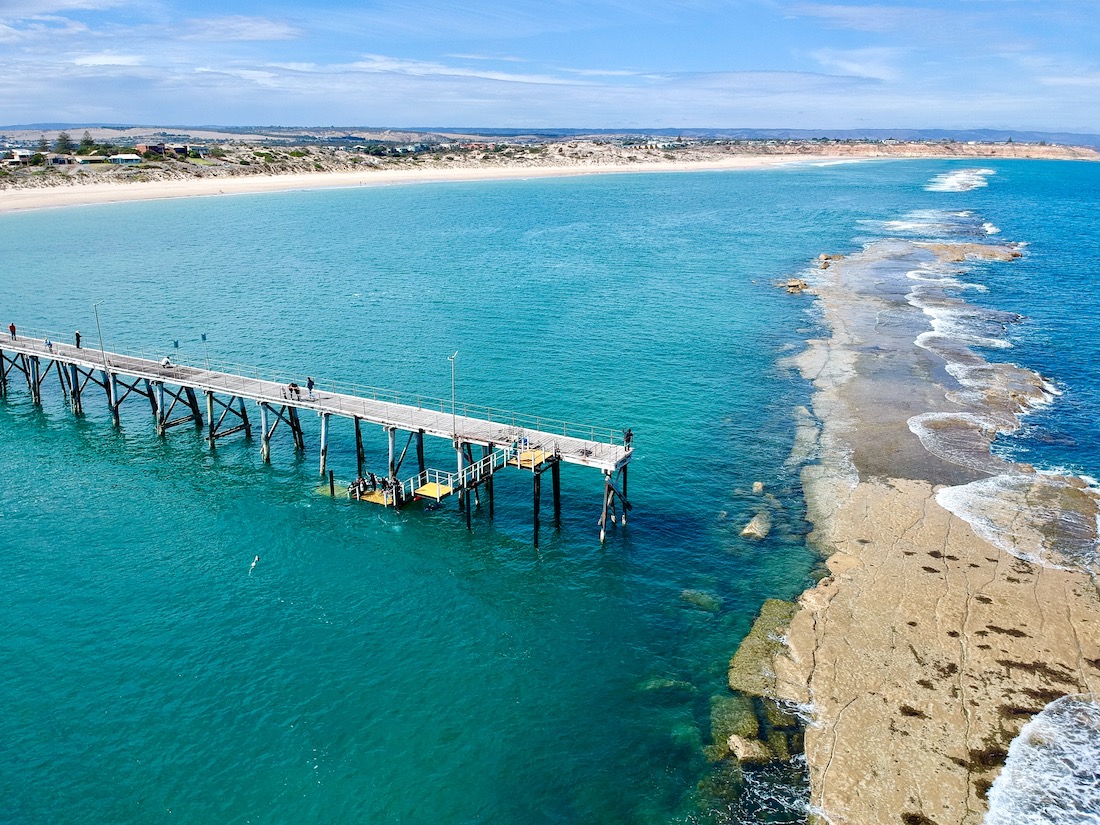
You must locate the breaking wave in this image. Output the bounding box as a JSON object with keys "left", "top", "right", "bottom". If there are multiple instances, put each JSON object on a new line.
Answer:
{"left": 936, "top": 473, "right": 1100, "bottom": 571}
{"left": 865, "top": 205, "right": 1099, "bottom": 572}
{"left": 983, "top": 695, "right": 1100, "bottom": 825}
{"left": 863, "top": 209, "right": 988, "bottom": 239}
{"left": 925, "top": 168, "right": 996, "bottom": 192}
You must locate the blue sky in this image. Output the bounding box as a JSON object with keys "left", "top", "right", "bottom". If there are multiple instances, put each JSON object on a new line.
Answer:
{"left": 1, "top": 0, "right": 1097, "bottom": 130}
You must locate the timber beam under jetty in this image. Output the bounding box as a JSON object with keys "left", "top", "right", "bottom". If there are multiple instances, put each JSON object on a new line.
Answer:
{"left": 0, "top": 334, "right": 633, "bottom": 546}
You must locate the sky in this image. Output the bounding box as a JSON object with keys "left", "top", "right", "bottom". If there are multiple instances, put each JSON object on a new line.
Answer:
{"left": 0, "top": 0, "right": 1098, "bottom": 131}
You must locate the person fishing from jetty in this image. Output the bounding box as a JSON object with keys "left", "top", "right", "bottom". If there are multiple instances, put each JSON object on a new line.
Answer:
{"left": 44, "top": 337, "right": 53, "bottom": 352}
{"left": 287, "top": 382, "right": 301, "bottom": 400}
{"left": 160, "top": 356, "right": 172, "bottom": 368}
{"left": 7, "top": 322, "right": 14, "bottom": 340}
{"left": 74, "top": 330, "right": 81, "bottom": 349}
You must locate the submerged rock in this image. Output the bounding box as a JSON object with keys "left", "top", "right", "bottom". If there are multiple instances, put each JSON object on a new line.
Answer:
{"left": 696, "top": 757, "right": 745, "bottom": 804}
{"left": 638, "top": 676, "right": 697, "bottom": 695}
{"left": 670, "top": 720, "right": 704, "bottom": 751}
{"left": 710, "top": 693, "right": 760, "bottom": 752}
{"left": 752, "top": 481, "right": 765, "bottom": 494}
{"left": 740, "top": 510, "right": 772, "bottom": 539}
{"left": 766, "top": 729, "right": 792, "bottom": 761}
{"left": 681, "top": 589, "right": 723, "bottom": 612}
{"left": 763, "top": 699, "right": 800, "bottom": 729}
{"left": 728, "top": 599, "right": 799, "bottom": 697}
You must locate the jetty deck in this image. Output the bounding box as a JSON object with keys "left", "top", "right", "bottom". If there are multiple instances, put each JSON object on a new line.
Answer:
{"left": 1, "top": 332, "right": 633, "bottom": 544}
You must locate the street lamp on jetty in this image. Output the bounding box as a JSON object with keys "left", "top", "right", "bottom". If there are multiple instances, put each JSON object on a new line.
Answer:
{"left": 448, "top": 350, "right": 458, "bottom": 439}
{"left": 92, "top": 301, "right": 107, "bottom": 371}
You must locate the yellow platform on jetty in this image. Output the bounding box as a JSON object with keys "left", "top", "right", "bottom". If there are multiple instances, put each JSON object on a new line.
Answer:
{"left": 415, "top": 482, "right": 453, "bottom": 501}
{"left": 509, "top": 449, "right": 552, "bottom": 470}
{"left": 359, "top": 489, "right": 399, "bottom": 506}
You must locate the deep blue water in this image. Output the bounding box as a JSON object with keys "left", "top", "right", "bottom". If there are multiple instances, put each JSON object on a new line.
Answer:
{"left": 949, "top": 162, "right": 1100, "bottom": 475}
{"left": 1, "top": 160, "right": 1097, "bottom": 824}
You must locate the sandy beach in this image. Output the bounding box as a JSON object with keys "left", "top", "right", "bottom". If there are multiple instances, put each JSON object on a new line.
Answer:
{"left": 769, "top": 242, "right": 1100, "bottom": 824}
{"left": 0, "top": 155, "right": 807, "bottom": 214}
{"left": 3, "top": 139, "right": 1097, "bottom": 215}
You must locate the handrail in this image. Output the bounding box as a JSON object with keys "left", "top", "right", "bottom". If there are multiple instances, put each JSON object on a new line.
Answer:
{"left": 2, "top": 329, "right": 627, "bottom": 445}
{"left": 395, "top": 444, "right": 518, "bottom": 503}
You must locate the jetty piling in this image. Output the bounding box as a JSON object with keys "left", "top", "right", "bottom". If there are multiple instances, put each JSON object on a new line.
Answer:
{"left": 0, "top": 332, "right": 634, "bottom": 544}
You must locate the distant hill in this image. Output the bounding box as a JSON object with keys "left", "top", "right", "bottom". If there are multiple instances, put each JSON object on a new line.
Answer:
{"left": 410, "top": 127, "right": 1100, "bottom": 149}
{"left": 3, "top": 123, "right": 1098, "bottom": 149}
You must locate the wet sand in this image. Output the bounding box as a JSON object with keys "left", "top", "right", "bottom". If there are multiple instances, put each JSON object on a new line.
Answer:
{"left": 772, "top": 243, "right": 1100, "bottom": 823}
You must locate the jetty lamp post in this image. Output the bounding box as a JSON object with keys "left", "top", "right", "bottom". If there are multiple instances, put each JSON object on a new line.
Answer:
{"left": 92, "top": 301, "right": 108, "bottom": 371}
{"left": 448, "top": 350, "right": 458, "bottom": 439}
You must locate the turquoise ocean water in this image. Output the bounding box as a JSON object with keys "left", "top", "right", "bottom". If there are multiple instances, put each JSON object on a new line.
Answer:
{"left": 1, "top": 160, "right": 1097, "bottom": 823}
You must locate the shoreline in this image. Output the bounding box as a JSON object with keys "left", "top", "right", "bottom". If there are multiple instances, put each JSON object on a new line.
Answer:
{"left": 3, "top": 144, "right": 1096, "bottom": 215}
{"left": 770, "top": 240, "right": 1100, "bottom": 823}
{"left": 0, "top": 155, "right": 813, "bottom": 214}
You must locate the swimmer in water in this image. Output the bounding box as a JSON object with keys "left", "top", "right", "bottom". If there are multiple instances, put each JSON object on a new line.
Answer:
{"left": 249, "top": 555, "right": 259, "bottom": 575}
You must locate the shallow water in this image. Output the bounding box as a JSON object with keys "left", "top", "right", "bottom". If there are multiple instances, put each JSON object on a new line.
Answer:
{"left": 1, "top": 160, "right": 1098, "bottom": 823}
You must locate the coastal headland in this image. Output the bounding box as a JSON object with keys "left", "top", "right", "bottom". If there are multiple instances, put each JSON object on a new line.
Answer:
{"left": 1, "top": 136, "right": 1097, "bottom": 214}
{"left": 752, "top": 241, "right": 1100, "bottom": 824}
{"left": 4, "top": 138, "right": 1099, "bottom": 822}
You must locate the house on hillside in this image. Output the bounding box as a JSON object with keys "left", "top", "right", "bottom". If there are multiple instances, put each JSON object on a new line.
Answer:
{"left": 137, "top": 142, "right": 195, "bottom": 157}
{"left": 3, "top": 149, "right": 34, "bottom": 165}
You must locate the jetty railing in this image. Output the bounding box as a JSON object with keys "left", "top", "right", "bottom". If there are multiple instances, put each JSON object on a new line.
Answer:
{"left": 2, "top": 330, "right": 633, "bottom": 546}
{"left": 13, "top": 326, "right": 626, "bottom": 446}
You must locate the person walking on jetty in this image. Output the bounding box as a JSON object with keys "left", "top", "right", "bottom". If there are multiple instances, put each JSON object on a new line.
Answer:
{"left": 306, "top": 377, "right": 315, "bottom": 401}
{"left": 7, "top": 322, "right": 15, "bottom": 340}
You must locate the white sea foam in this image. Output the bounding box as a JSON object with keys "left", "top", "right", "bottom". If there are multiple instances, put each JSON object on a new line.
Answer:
{"left": 936, "top": 473, "right": 1100, "bottom": 570}
{"left": 907, "top": 270, "right": 988, "bottom": 294}
{"left": 925, "top": 168, "right": 997, "bottom": 192}
{"left": 719, "top": 753, "right": 811, "bottom": 825}
{"left": 870, "top": 209, "right": 986, "bottom": 238}
{"left": 914, "top": 303, "right": 1013, "bottom": 350}
{"left": 983, "top": 695, "right": 1100, "bottom": 825}
{"left": 983, "top": 222, "right": 1001, "bottom": 235}
{"left": 908, "top": 412, "right": 1016, "bottom": 475}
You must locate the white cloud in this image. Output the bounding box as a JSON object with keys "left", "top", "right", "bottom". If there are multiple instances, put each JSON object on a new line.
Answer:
{"left": 0, "top": 0, "right": 128, "bottom": 18}
{"left": 1039, "top": 73, "right": 1100, "bottom": 88}
{"left": 0, "top": 14, "right": 88, "bottom": 43}
{"left": 787, "top": 3, "right": 918, "bottom": 32}
{"left": 72, "top": 51, "right": 142, "bottom": 65}
{"left": 560, "top": 67, "right": 644, "bottom": 77}
{"left": 445, "top": 53, "right": 526, "bottom": 63}
{"left": 183, "top": 16, "right": 302, "bottom": 42}
{"left": 347, "top": 54, "right": 589, "bottom": 86}
{"left": 812, "top": 47, "right": 904, "bottom": 81}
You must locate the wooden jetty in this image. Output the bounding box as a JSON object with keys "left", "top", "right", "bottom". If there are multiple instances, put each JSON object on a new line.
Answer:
{"left": 0, "top": 332, "right": 633, "bottom": 546}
